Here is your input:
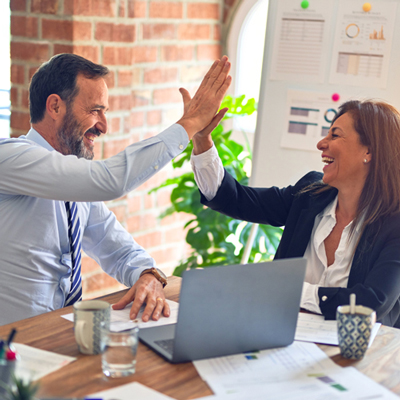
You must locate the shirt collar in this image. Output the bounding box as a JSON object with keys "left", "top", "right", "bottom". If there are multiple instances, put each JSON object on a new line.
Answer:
{"left": 26, "top": 128, "right": 55, "bottom": 152}
{"left": 319, "top": 194, "right": 363, "bottom": 233}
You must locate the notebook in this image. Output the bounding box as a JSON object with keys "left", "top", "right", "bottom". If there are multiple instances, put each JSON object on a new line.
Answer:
{"left": 139, "top": 258, "right": 307, "bottom": 363}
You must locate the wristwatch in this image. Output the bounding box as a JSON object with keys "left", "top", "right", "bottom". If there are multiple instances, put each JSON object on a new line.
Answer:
{"left": 140, "top": 267, "right": 168, "bottom": 287}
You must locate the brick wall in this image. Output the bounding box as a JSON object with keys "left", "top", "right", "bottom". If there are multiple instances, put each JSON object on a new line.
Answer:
{"left": 10, "top": 0, "right": 230, "bottom": 299}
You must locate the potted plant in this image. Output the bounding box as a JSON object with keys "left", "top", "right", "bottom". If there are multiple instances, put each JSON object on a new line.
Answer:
{"left": 151, "top": 95, "right": 283, "bottom": 275}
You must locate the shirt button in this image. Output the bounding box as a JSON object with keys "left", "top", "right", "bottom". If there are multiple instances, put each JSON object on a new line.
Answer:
{"left": 321, "top": 295, "right": 328, "bottom": 301}
{"left": 179, "top": 144, "right": 184, "bottom": 150}
{"left": 154, "top": 165, "right": 159, "bottom": 170}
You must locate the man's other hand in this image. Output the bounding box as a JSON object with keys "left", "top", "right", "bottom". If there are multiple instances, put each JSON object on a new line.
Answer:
{"left": 112, "top": 273, "right": 170, "bottom": 322}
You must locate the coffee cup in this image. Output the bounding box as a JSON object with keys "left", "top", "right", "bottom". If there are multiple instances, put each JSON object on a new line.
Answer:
{"left": 336, "top": 304, "right": 376, "bottom": 360}
{"left": 73, "top": 300, "right": 110, "bottom": 355}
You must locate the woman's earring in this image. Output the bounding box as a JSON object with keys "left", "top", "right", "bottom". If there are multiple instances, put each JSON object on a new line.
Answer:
{"left": 364, "top": 159, "right": 368, "bottom": 163}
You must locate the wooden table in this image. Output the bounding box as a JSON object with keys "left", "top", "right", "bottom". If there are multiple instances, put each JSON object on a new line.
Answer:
{"left": 1, "top": 276, "right": 400, "bottom": 399}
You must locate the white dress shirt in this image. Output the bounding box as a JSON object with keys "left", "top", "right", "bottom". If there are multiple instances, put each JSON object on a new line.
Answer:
{"left": 0, "top": 125, "right": 188, "bottom": 325}
{"left": 191, "top": 144, "right": 360, "bottom": 314}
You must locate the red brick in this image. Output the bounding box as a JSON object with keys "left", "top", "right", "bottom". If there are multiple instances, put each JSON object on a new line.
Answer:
{"left": 95, "top": 22, "right": 135, "bottom": 43}
{"left": 10, "top": 88, "right": 18, "bottom": 106}
{"left": 119, "top": 1, "right": 126, "bottom": 17}
{"left": 151, "top": 246, "right": 181, "bottom": 265}
{"left": 130, "top": 111, "right": 145, "bottom": 128}
{"left": 64, "top": 0, "right": 116, "bottom": 17}
{"left": 144, "top": 67, "right": 178, "bottom": 84}
{"left": 180, "top": 65, "right": 209, "bottom": 83}
{"left": 163, "top": 226, "right": 186, "bottom": 244}
{"left": 109, "top": 94, "right": 132, "bottom": 111}
{"left": 110, "top": 117, "right": 121, "bottom": 134}
{"left": 10, "top": 111, "right": 30, "bottom": 131}
{"left": 135, "top": 231, "right": 163, "bottom": 249}
{"left": 197, "top": 44, "right": 222, "bottom": 60}
{"left": 214, "top": 24, "right": 221, "bottom": 40}
{"left": 42, "top": 19, "right": 92, "bottom": 41}
{"left": 11, "top": 42, "right": 49, "bottom": 62}
{"left": 103, "top": 137, "right": 131, "bottom": 158}
{"left": 147, "top": 110, "right": 162, "bottom": 126}
{"left": 81, "top": 257, "right": 101, "bottom": 274}
{"left": 10, "top": 0, "right": 27, "bottom": 12}
{"left": 53, "top": 45, "right": 100, "bottom": 64}
{"left": 104, "top": 71, "right": 115, "bottom": 89}
{"left": 21, "top": 89, "right": 29, "bottom": 108}
{"left": 128, "top": 195, "right": 142, "bottom": 213}
{"left": 83, "top": 271, "right": 121, "bottom": 293}
{"left": 108, "top": 204, "right": 128, "bottom": 222}
{"left": 187, "top": 3, "right": 220, "bottom": 19}
{"left": 150, "top": 2, "right": 183, "bottom": 18}
{"left": 103, "top": 47, "right": 133, "bottom": 65}
{"left": 132, "top": 46, "right": 157, "bottom": 64}
{"left": 161, "top": 45, "right": 193, "bottom": 62}
{"left": 127, "top": 212, "right": 158, "bottom": 232}
{"left": 177, "top": 24, "right": 210, "bottom": 40}
{"left": 144, "top": 194, "right": 155, "bottom": 209}
{"left": 11, "top": 16, "right": 38, "bottom": 38}
{"left": 10, "top": 64, "right": 25, "bottom": 85}
{"left": 142, "top": 24, "right": 175, "bottom": 40}
{"left": 31, "top": 0, "right": 58, "bottom": 14}
{"left": 93, "top": 140, "right": 103, "bottom": 160}
{"left": 118, "top": 70, "right": 133, "bottom": 87}
{"left": 156, "top": 188, "right": 172, "bottom": 207}
{"left": 128, "top": 0, "right": 147, "bottom": 18}
{"left": 131, "top": 90, "right": 150, "bottom": 107}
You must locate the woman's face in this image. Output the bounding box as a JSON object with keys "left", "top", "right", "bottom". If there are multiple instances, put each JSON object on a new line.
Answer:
{"left": 316, "top": 112, "right": 371, "bottom": 192}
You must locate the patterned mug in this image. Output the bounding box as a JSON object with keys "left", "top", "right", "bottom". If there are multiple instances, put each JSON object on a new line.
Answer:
{"left": 336, "top": 305, "right": 376, "bottom": 360}
{"left": 73, "top": 300, "right": 110, "bottom": 355}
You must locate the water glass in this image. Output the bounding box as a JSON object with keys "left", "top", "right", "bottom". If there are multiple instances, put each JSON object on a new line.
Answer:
{"left": 101, "top": 323, "right": 139, "bottom": 378}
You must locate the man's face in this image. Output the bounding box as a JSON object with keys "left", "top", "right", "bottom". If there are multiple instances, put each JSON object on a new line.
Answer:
{"left": 56, "top": 75, "right": 109, "bottom": 160}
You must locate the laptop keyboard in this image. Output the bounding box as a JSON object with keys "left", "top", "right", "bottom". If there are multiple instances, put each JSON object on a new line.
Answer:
{"left": 154, "top": 339, "right": 174, "bottom": 355}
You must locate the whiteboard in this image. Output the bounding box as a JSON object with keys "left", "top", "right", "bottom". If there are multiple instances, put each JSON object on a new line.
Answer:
{"left": 250, "top": 0, "right": 400, "bottom": 188}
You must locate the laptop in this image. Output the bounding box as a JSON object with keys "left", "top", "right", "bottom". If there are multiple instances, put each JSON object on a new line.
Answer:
{"left": 139, "top": 258, "right": 306, "bottom": 363}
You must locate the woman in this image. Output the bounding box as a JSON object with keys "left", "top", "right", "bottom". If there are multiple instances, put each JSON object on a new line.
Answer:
{"left": 190, "top": 99, "right": 400, "bottom": 327}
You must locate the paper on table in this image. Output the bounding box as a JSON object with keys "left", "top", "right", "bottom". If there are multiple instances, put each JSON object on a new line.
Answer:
{"left": 86, "top": 381, "right": 176, "bottom": 400}
{"left": 61, "top": 299, "right": 179, "bottom": 331}
{"left": 295, "top": 313, "right": 381, "bottom": 346}
{"left": 13, "top": 343, "right": 76, "bottom": 382}
{"left": 196, "top": 366, "right": 399, "bottom": 399}
{"left": 194, "top": 341, "right": 340, "bottom": 384}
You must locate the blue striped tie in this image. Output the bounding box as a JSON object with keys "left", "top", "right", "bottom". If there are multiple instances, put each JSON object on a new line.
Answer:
{"left": 64, "top": 201, "right": 83, "bottom": 306}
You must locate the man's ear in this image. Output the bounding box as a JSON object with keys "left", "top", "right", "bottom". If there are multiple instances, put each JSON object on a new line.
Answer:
{"left": 46, "top": 94, "right": 65, "bottom": 121}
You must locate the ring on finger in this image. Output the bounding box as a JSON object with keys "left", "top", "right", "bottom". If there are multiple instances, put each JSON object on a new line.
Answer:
{"left": 156, "top": 297, "right": 164, "bottom": 303}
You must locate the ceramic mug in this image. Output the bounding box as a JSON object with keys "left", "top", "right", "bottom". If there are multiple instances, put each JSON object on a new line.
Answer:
{"left": 73, "top": 300, "right": 110, "bottom": 355}
{"left": 336, "top": 304, "right": 376, "bottom": 360}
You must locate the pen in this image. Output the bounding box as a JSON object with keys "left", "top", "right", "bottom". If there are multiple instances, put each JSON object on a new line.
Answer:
{"left": 7, "top": 327, "right": 17, "bottom": 348}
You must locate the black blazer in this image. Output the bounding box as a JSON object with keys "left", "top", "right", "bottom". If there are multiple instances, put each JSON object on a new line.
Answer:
{"left": 201, "top": 171, "right": 400, "bottom": 328}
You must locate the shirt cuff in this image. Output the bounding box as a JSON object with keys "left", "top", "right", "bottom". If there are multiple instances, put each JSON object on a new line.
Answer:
{"left": 301, "top": 282, "right": 322, "bottom": 315}
{"left": 158, "top": 124, "right": 189, "bottom": 158}
{"left": 190, "top": 143, "right": 219, "bottom": 168}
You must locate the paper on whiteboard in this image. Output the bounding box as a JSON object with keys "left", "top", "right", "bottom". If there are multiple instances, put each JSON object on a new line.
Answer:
{"left": 269, "top": 0, "right": 334, "bottom": 83}
{"left": 281, "top": 90, "right": 351, "bottom": 152}
{"left": 329, "top": 0, "right": 397, "bottom": 88}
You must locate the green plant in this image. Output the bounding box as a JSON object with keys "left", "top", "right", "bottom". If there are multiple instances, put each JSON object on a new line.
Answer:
{"left": 151, "top": 95, "right": 283, "bottom": 276}
{"left": 1, "top": 374, "right": 39, "bottom": 400}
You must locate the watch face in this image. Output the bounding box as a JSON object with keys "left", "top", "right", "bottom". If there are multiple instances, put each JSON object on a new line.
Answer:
{"left": 156, "top": 268, "right": 167, "bottom": 280}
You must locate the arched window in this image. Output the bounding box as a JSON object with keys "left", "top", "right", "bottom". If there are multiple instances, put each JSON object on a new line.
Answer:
{"left": 227, "top": 0, "right": 269, "bottom": 142}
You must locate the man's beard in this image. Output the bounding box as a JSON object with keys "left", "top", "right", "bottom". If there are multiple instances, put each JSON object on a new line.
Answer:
{"left": 56, "top": 111, "right": 100, "bottom": 160}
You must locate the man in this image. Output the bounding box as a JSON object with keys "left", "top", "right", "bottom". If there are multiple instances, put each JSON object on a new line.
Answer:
{"left": 0, "top": 53, "right": 231, "bottom": 325}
